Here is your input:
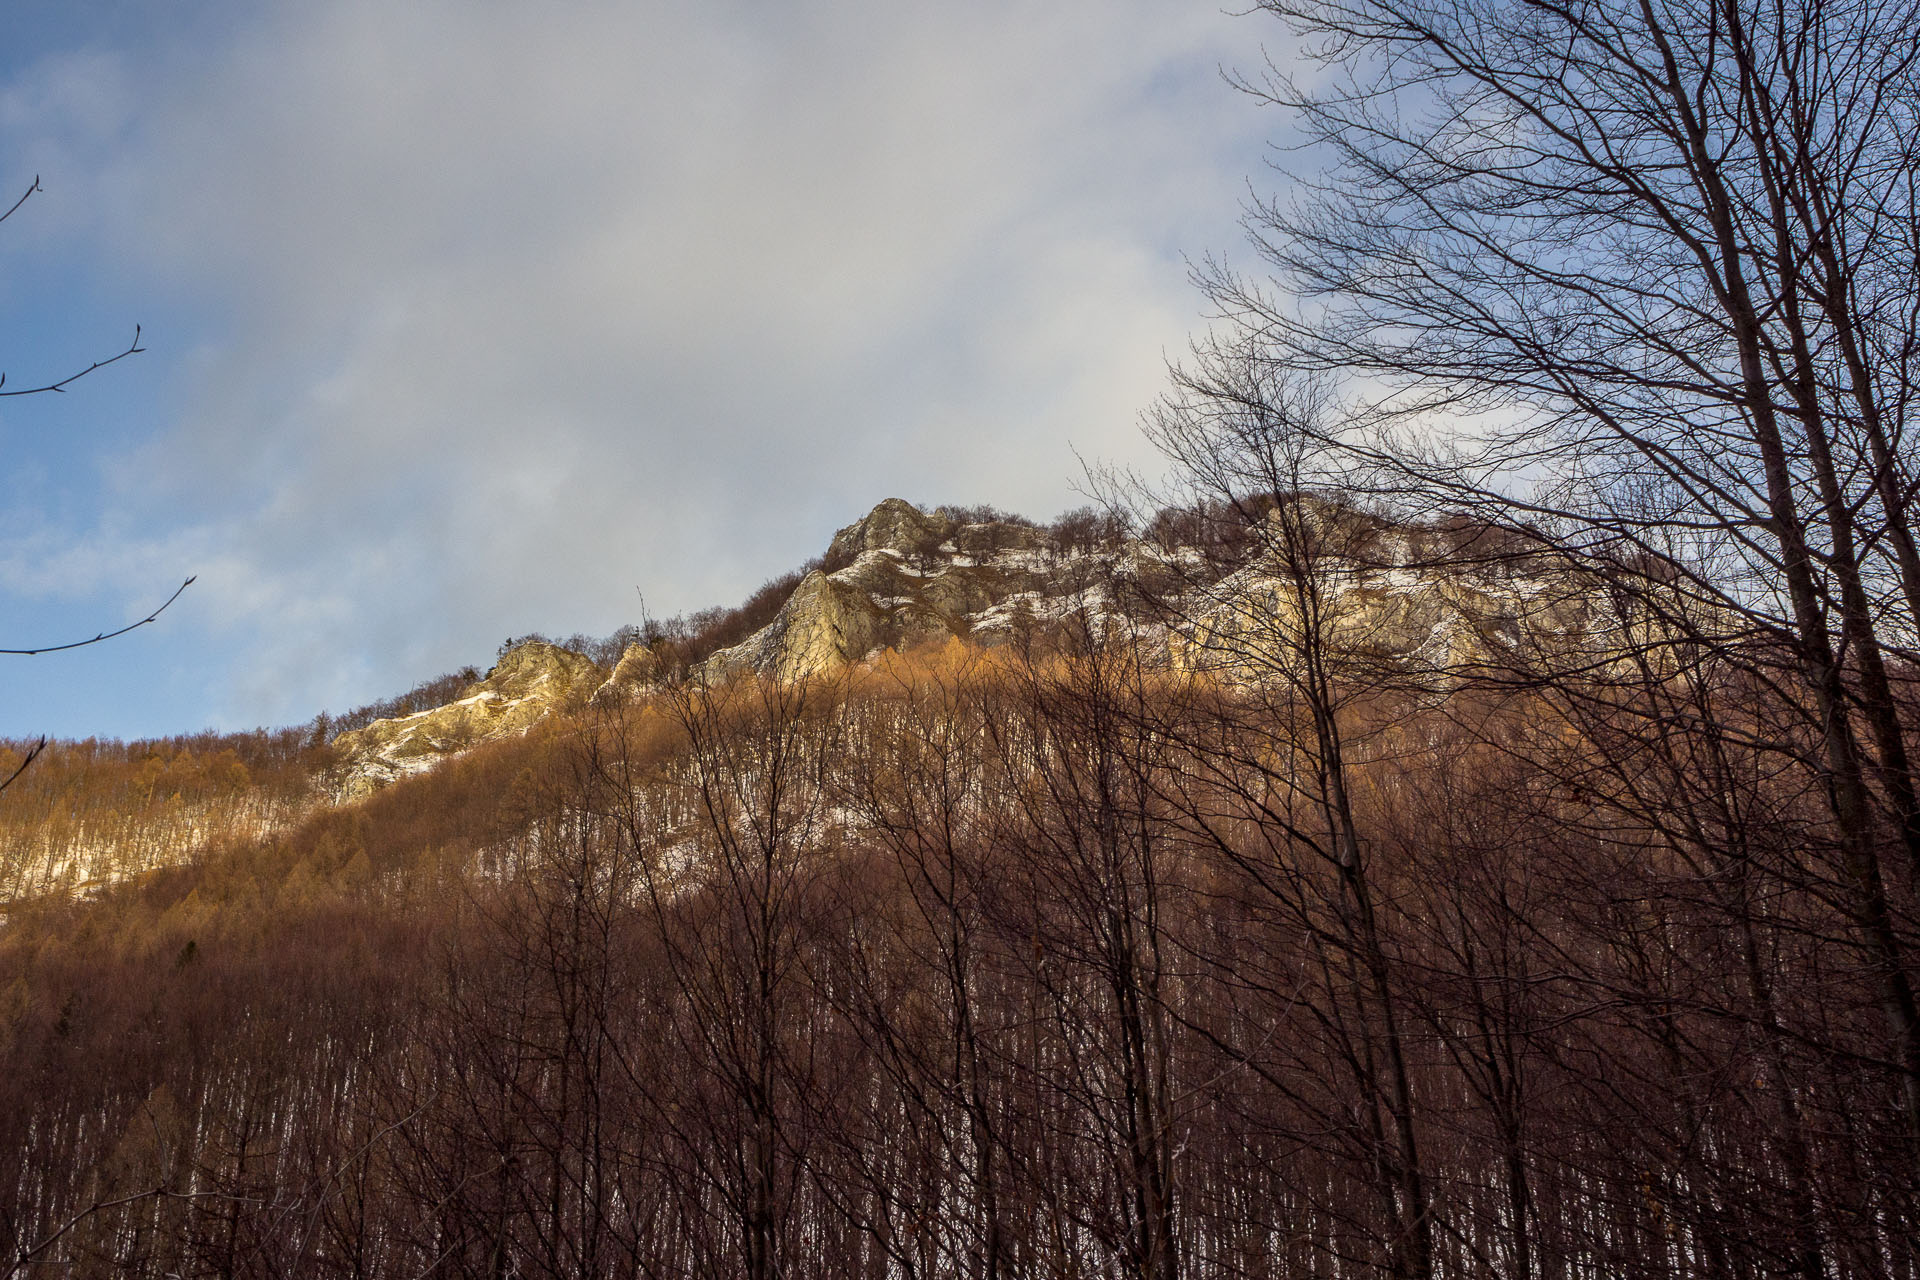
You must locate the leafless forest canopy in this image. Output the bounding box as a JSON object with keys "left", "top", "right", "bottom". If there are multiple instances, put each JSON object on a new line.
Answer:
{"left": 10, "top": 0, "right": 1920, "bottom": 1273}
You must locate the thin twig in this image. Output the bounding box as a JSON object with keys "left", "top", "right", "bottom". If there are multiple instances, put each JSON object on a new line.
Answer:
{"left": 0, "top": 577, "right": 194, "bottom": 655}
{"left": 0, "top": 737, "right": 45, "bottom": 796}
{"left": 0, "top": 326, "right": 145, "bottom": 396}
{"left": 0, "top": 176, "right": 41, "bottom": 226}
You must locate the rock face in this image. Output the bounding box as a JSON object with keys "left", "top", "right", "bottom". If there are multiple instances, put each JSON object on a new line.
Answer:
{"left": 592, "top": 641, "right": 660, "bottom": 704}
{"left": 697, "top": 499, "right": 1067, "bottom": 683}
{"left": 1174, "top": 551, "right": 1597, "bottom": 684}
{"left": 331, "top": 641, "right": 601, "bottom": 799}
{"left": 824, "top": 497, "right": 954, "bottom": 567}
{"left": 686, "top": 498, "right": 1620, "bottom": 689}
{"left": 330, "top": 499, "right": 1635, "bottom": 798}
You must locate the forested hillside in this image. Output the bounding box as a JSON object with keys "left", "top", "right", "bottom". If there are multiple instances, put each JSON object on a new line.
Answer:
{"left": 9, "top": 0, "right": 1920, "bottom": 1271}
{"left": 2, "top": 483, "right": 1917, "bottom": 1276}
{"left": 0, "top": 731, "right": 323, "bottom": 903}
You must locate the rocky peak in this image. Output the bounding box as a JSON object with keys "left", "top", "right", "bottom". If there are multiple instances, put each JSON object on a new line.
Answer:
{"left": 825, "top": 498, "right": 953, "bottom": 566}
{"left": 330, "top": 641, "right": 601, "bottom": 799}
{"left": 681, "top": 502, "right": 1016, "bottom": 680}
{"left": 480, "top": 640, "right": 601, "bottom": 701}
{"left": 592, "top": 640, "right": 661, "bottom": 704}
{"left": 683, "top": 500, "right": 1127, "bottom": 685}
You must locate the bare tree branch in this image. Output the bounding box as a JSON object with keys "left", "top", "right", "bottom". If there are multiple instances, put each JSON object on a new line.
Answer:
{"left": 0, "top": 325, "right": 145, "bottom": 397}
{"left": 0, "top": 576, "right": 194, "bottom": 657}
{"left": 0, "top": 176, "right": 41, "bottom": 227}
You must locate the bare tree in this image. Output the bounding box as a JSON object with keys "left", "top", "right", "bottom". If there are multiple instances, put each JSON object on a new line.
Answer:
{"left": 827, "top": 650, "right": 1021, "bottom": 1280}
{"left": 1203, "top": 0, "right": 1920, "bottom": 1157}
{"left": 1136, "top": 362, "right": 1439, "bottom": 1280}
{"left": 593, "top": 672, "right": 846, "bottom": 1280}
{"left": 989, "top": 622, "right": 1190, "bottom": 1280}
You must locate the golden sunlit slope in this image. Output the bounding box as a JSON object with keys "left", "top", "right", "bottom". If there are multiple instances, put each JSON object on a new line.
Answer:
{"left": 0, "top": 730, "right": 325, "bottom": 904}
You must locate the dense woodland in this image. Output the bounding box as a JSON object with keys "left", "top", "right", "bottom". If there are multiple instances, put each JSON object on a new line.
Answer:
{"left": 10, "top": 0, "right": 1920, "bottom": 1273}
{"left": 3, "top": 599, "right": 1918, "bottom": 1279}
{"left": 0, "top": 731, "right": 322, "bottom": 903}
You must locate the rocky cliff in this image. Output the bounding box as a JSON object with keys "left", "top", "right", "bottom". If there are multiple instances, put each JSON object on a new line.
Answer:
{"left": 330, "top": 641, "right": 601, "bottom": 799}
{"left": 611, "top": 498, "right": 1606, "bottom": 691}
{"left": 1155, "top": 501, "right": 1608, "bottom": 683}
{"left": 331, "top": 498, "right": 1626, "bottom": 795}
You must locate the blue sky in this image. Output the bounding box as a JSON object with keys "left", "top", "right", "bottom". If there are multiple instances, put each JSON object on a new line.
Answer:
{"left": 0, "top": 1, "right": 1276, "bottom": 740}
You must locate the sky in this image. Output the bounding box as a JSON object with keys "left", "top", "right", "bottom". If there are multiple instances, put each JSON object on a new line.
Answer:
{"left": 0, "top": 1, "right": 1279, "bottom": 740}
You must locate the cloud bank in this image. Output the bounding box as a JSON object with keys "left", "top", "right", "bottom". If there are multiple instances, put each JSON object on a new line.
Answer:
{"left": 0, "top": 1, "right": 1269, "bottom": 734}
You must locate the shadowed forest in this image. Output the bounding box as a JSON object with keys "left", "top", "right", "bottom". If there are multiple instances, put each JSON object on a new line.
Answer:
{"left": 9, "top": 0, "right": 1920, "bottom": 1273}
{"left": 4, "top": 596, "right": 1919, "bottom": 1278}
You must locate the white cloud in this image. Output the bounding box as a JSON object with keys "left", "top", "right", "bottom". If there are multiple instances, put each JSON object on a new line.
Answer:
{"left": 1, "top": 0, "right": 1271, "bottom": 730}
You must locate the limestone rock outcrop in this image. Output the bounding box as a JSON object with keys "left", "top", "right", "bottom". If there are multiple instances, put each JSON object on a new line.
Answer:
{"left": 1173, "top": 554, "right": 1597, "bottom": 684}
{"left": 593, "top": 641, "right": 661, "bottom": 704}
{"left": 692, "top": 498, "right": 1625, "bottom": 689}
{"left": 329, "top": 498, "right": 1647, "bottom": 800}
{"left": 824, "top": 497, "right": 953, "bottom": 567}
{"left": 697, "top": 499, "right": 1061, "bottom": 683}
{"left": 331, "top": 641, "right": 601, "bottom": 799}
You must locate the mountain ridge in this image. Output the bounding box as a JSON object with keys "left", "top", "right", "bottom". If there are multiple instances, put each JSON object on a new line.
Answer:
{"left": 325, "top": 494, "right": 1617, "bottom": 799}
